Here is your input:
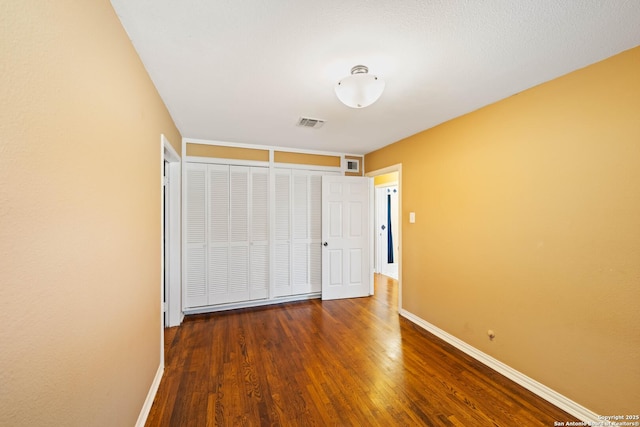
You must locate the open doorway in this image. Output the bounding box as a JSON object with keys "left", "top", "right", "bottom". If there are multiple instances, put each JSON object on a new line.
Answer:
{"left": 366, "top": 164, "right": 402, "bottom": 313}
{"left": 375, "top": 178, "right": 399, "bottom": 280}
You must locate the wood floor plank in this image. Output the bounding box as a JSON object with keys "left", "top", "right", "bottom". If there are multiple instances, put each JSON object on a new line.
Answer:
{"left": 146, "top": 275, "right": 579, "bottom": 426}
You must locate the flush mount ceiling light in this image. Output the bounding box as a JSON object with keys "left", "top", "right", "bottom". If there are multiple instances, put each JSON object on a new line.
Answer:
{"left": 334, "top": 65, "right": 385, "bottom": 108}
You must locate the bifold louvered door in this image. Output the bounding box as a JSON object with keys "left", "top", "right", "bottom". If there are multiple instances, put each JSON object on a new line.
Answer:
{"left": 185, "top": 163, "right": 268, "bottom": 308}
{"left": 273, "top": 169, "right": 338, "bottom": 297}
{"left": 273, "top": 169, "right": 291, "bottom": 297}
{"left": 291, "top": 171, "right": 322, "bottom": 294}
{"left": 185, "top": 163, "right": 208, "bottom": 307}
{"left": 250, "top": 168, "right": 269, "bottom": 300}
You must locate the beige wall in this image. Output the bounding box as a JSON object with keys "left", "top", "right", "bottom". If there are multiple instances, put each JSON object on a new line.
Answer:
{"left": 365, "top": 46, "right": 640, "bottom": 414}
{"left": 0, "top": 1, "right": 181, "bottom": 426}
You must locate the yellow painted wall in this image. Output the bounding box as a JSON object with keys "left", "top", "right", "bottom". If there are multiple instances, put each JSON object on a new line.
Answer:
{"left": 186, "top": 143, "right": 269, "bottom": 161}
{"left": 0, "top": 1, "right": 181, "bottom": 426}
{"left": 365, "top": 46, "right": 640, "bottom": 415}
{"left": 374, "top": 172, "right": 398, "bottom": 186}
{"left": 274, "top": 151, "right": 341, "bottom": 167}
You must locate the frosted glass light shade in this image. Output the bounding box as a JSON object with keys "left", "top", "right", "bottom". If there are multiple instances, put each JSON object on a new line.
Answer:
{"left": 334, "top": 65, "right": 385, "bottom": 108}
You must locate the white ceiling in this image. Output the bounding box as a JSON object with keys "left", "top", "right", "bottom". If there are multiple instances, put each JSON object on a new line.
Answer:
{"left": 110, "top": 1, "right": 640, "bottom": 155}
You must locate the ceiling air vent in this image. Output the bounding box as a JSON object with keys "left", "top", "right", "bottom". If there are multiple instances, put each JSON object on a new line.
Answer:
{"left": 297, "top": 116, "right": 326, "bottom": 129}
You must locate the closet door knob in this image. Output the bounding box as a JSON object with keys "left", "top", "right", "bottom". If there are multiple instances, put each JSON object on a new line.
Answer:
{"left": 323, "top": 242, "right": 328, "bottom": 247}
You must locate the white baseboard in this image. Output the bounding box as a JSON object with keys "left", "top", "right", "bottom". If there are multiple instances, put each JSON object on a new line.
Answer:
{"left": 135, "top": 363, "right": 164, "bottom": 427}
{"left": 166, "top": 311, "right": 185, "bottom": 328}
{"left": 399, "top": 309, "right": 600, "bottom": 424}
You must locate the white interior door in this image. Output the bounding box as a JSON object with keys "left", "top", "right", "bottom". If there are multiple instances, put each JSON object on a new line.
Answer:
{"left": 321, "top": 175, "right": 372, "bottom": 300}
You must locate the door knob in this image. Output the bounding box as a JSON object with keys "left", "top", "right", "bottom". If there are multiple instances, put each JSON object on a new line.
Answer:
{"left": 323, "top": 242, "right": 328, "bottom": 246}
{"left": 381, "top": 224, "right": 386, "bottom": 230}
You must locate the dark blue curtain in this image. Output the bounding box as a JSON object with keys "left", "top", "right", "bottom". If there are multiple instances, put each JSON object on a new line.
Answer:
{"left": 387, "top": 193, "right": 394, "bottom": 263}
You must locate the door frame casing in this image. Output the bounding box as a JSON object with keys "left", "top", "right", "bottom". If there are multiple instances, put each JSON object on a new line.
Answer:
{"left": 161, "top": 135, "right": 182, "bottom": 329}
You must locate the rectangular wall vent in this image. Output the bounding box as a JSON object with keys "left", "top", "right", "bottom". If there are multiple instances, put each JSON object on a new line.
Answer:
{"left": 297, "top": 117, "right": 326, "bottom": 129}
{"left": 346, "top": 159, "right": 360, "bottom": 173}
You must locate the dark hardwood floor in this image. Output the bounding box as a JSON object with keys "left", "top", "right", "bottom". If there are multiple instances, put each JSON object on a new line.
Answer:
{"left": 147, "top": 275, "right": 578, "bottom": 426}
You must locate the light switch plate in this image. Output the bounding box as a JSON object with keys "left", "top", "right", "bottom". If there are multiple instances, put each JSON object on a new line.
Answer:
{"left": 409, "top": 212, "right": 415, "bottom": 223}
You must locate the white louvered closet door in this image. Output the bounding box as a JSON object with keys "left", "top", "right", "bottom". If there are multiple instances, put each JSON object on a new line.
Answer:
{"left": 292, "top": 171, "right": 310, "bottom": 295}
{"left": 186, "top": 163, "right": 269, "bottom": 308}
{"left": 185, "top": 162, "right": 335, "bottom": 308}
{"left": 185, "top": 163, "right": 208, "bottom": 308}
{"left": 291, "top": 171, "right": 337, "bottom": 295}
{"left": 273, "top": 169, "right": 339, "bottom": 297}
{"left": 250, "top": 167, "right": 269, "bottom": 300}
{"left": 207, "top": 164, "right": 231, "bottom": 304}
{"left": 273, "top": 169, "right": 291, "bottom": 297}
{"left": 309, "top": 173, "right": 323, "bottom": 293}
{"left": 228, "top": 166, "right": 251, "bottom": 302}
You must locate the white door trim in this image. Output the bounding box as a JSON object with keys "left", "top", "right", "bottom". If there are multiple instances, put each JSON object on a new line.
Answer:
{"left": 161, "top": 135, "right": 182, "bottom": 329}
